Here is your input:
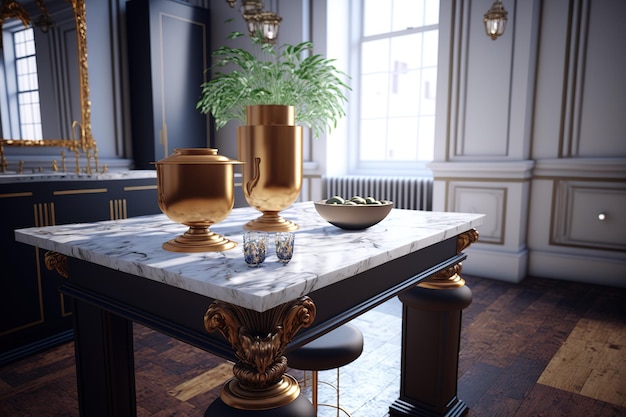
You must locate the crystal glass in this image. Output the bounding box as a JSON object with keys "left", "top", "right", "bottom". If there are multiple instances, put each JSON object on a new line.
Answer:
{"left": 243, "top": 231, "right": 268, "bottom": 267}
{"left": 275, "top": 232, "right": 295, "bottom": 264}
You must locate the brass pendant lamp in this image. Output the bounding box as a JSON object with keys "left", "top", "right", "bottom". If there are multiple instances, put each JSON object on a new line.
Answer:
{"left": 484, "top": 0, "right": 508, "bottom": 40}
{"left": 226, "top": 0, "right": 282, "bottom": 44}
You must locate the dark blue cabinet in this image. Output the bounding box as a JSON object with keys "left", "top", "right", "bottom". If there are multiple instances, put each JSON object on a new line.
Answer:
{"left": 127, "top": 0, "right": 212, "bottom": 169}
{"left": 0, "top": 176, "right": 160, "bottom": 366}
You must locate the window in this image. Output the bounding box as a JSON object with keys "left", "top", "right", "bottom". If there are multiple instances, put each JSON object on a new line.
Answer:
{"left": 351, "top": 0, "right": 439, "bottom": 175}
{"left": 14, "top": 27, "right": 43, "bottom": 140}
{"left": 0, "top": 26, "right": 43, "bottom": 140}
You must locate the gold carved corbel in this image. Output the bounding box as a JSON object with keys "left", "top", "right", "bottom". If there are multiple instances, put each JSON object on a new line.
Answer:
{"left": 44, "top": 251, "right": 68, "bottom": 278}
{"left": 419, "top": 229, "right": 479, "bottom": 289}
{"left": 204, "top": 296, "right": 316, "bottom": 410}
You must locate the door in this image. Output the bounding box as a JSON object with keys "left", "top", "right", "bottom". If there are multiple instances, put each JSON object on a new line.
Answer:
{"left": 127, "top": 0, "right": 212, "bottom": 169}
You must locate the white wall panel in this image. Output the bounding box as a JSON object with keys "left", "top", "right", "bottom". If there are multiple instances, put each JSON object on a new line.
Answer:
{"left": 452, "top": 185, "right": 505, "bottom": 244}
{"left": 577, "top": 0, "right": 626, "bottom": 157}
{"left": 443, "top": 0, "right": 539, "bottom": 161}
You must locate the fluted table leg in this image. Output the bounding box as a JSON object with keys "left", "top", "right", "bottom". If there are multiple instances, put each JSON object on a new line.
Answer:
{"left": 390, "top": 229, "right": 478, "bottom": 417}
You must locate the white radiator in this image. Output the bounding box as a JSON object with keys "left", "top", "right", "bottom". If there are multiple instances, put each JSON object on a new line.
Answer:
{"left": 323, "top": 176, "right": 433, "bottom": 211}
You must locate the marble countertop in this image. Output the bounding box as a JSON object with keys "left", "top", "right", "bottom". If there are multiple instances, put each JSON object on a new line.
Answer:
{"left": 0, "top": 170, "right": 157, "bottom": 183}
{"left": 14, "top": 202, "right": 484, "bottom": 312}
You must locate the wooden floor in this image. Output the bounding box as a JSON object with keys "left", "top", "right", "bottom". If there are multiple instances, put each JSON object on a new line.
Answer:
{"left": 1, "top": 275, "right": 625, "bottom": 417}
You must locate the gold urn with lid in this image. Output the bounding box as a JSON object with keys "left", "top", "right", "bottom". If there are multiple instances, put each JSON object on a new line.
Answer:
{"left": 155, "top": 148, "right": 242, "bottom": 252}
{"left": 238, "top": 105, "right": 303, "bottom": 232}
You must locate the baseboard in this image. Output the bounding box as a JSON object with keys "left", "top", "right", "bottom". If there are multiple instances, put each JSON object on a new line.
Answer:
{"left": 0, "top": 330, "right": 74, "bottom": 368}
{"left": 529, "top": 250, "right": 626, "bottom": 288}
{"left": 460, "top": 246, "right": 528, "bottom": 283}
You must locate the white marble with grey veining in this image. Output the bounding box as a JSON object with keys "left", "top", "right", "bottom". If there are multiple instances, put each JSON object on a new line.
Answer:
{"left": 14, "top": 202, "right": 484, "bottom": 312}
{"left": 0, "top": 169, "right": 156, "bottom": 183}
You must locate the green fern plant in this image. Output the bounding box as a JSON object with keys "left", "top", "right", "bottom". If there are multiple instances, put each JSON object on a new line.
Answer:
{"left": 196, "top": 32, "right": 350, "bottom": 138}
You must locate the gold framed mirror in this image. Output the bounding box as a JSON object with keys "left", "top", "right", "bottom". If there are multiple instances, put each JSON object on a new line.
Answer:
{"left": 0, "top": 0, "right": 98, "bottom": 174}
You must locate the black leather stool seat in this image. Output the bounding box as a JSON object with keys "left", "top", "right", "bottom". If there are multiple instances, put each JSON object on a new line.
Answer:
{"left": 287, "top": 323, "right": 364, "bottom": 371}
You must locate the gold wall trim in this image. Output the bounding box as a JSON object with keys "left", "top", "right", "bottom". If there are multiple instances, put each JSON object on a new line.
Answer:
{"left": 110, "top": 199, "right": 128, "bottom": 220}
{"left": 60, "top": 293, "right": 72, "bottom": 318}
{"left": 53, "top": 188, "right": 108, "bottom": 195}
{"left": 124, "top": 185, "right": 158, "bottom": 191}
{"left": 0, "top": 192, "right": 33, "bottom": 198}
{"left": 34, "top": 203, "right": 55, "bottom": 227}
{"left": 0, "top": 317, "right": 44, "bottom": 337}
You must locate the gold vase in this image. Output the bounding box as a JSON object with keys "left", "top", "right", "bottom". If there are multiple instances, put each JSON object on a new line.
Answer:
{"left": 155, "top": 148, "right": 242, "bottom": 252}
{"left": 238, "top": 105, "right": 303, "bottom": 232}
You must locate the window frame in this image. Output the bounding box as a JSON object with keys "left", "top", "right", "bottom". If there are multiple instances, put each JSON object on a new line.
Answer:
{"left": 14, "top": 27, "right": 43, "bottom": 140}
{"left": 1, "top": 24, "right": 43, "bottom": 141}
{"left": 347, "top": 0, "right": 439, "bottom": 177}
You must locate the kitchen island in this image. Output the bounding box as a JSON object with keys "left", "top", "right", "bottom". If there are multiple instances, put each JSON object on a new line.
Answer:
{"left": 15, "top": 202, "right": 483, "bottom": 416}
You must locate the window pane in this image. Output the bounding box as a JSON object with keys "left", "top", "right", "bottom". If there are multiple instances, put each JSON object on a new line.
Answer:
{"left": 424, "top": 0, "right": 439, "bottom": 25}
{"left": 422, "top": 30, "right": 438, "bottom": 67}
{"left": 388, "top": 69, "right": 420, "bottom": 118}
{"left": 360, "top": 119, "right": 388, "bottom": 160}
{"left": 24, "top": 28, "right": 34, "bottom": 41}
{"left": 421, "top": 67, "right": 437, "bottom": 115}
{"left": 387, "top": 117, "right": 418, "bottom": 160}
{"left": 362, "top": 39, "right": 391, "bottom": 73}
{"left": 27, "top": 56, "right": 37, "bottom": 73}
{"left": 417, "top": 115, "right": 435, "bottom": 160}
{"left": 393, "top": 0, "right": 425, "bottom": 31}
{"left": 17, "top": 74, "right": 27, "bottom": 91}
{"left": 361, "top": 73, "right": 389, "bottom": 118}
{"left": 390, "top": 33, "right": 423, "bottom": 69}
{"left": 14, "top": 30, "right": 25, "bottom": 43}
{"left": 16, "top": 58, "right": 26, "bottom": 74}
{"left": 363, "top": 0, "right": 392, "bottom": 36}
{"left": 30, "top": 73, "right": 39, "bottom": 90}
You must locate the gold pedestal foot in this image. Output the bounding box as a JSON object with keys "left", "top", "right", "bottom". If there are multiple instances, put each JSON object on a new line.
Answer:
{"left": 221, "top": 375, "right": 301, "bottom": 410}
{"left": 243, "top": 211, "right": 299, "bottom": 232}
{"left": 163, "top": 226, "right": 237, "bottom": 252}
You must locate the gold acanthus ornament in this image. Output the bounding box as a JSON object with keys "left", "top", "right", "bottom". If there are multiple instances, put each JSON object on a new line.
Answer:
{"left": 44, "top": 251, "right": 68, "bottom": 278}
{"left": 204, "top": 296, "right": 316, "bottom": 389}
{"left": 418, "top": 229, "right": 479, "bottom": 289}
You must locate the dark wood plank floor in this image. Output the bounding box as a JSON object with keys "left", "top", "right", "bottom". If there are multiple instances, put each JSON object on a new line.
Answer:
{"left": 1, "top": 275, "right": 625, "bottom": 417}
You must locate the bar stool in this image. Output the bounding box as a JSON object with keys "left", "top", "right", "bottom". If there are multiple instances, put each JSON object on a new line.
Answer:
{"left": 286, "top": 323, "right": 364, "bottom": 416}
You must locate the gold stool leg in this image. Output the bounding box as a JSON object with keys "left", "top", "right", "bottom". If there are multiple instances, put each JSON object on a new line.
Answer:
{"left": 336, "top": 367, "right": 340, "bottom": 417}
{"left": 312, "top": 370, "right": 319, "bottom": 413}
{"left": 299, "top": 367, "right": 353, "bottom": 416}
{"left": 318, "top": 368, "right": 353, "bottom": 417}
